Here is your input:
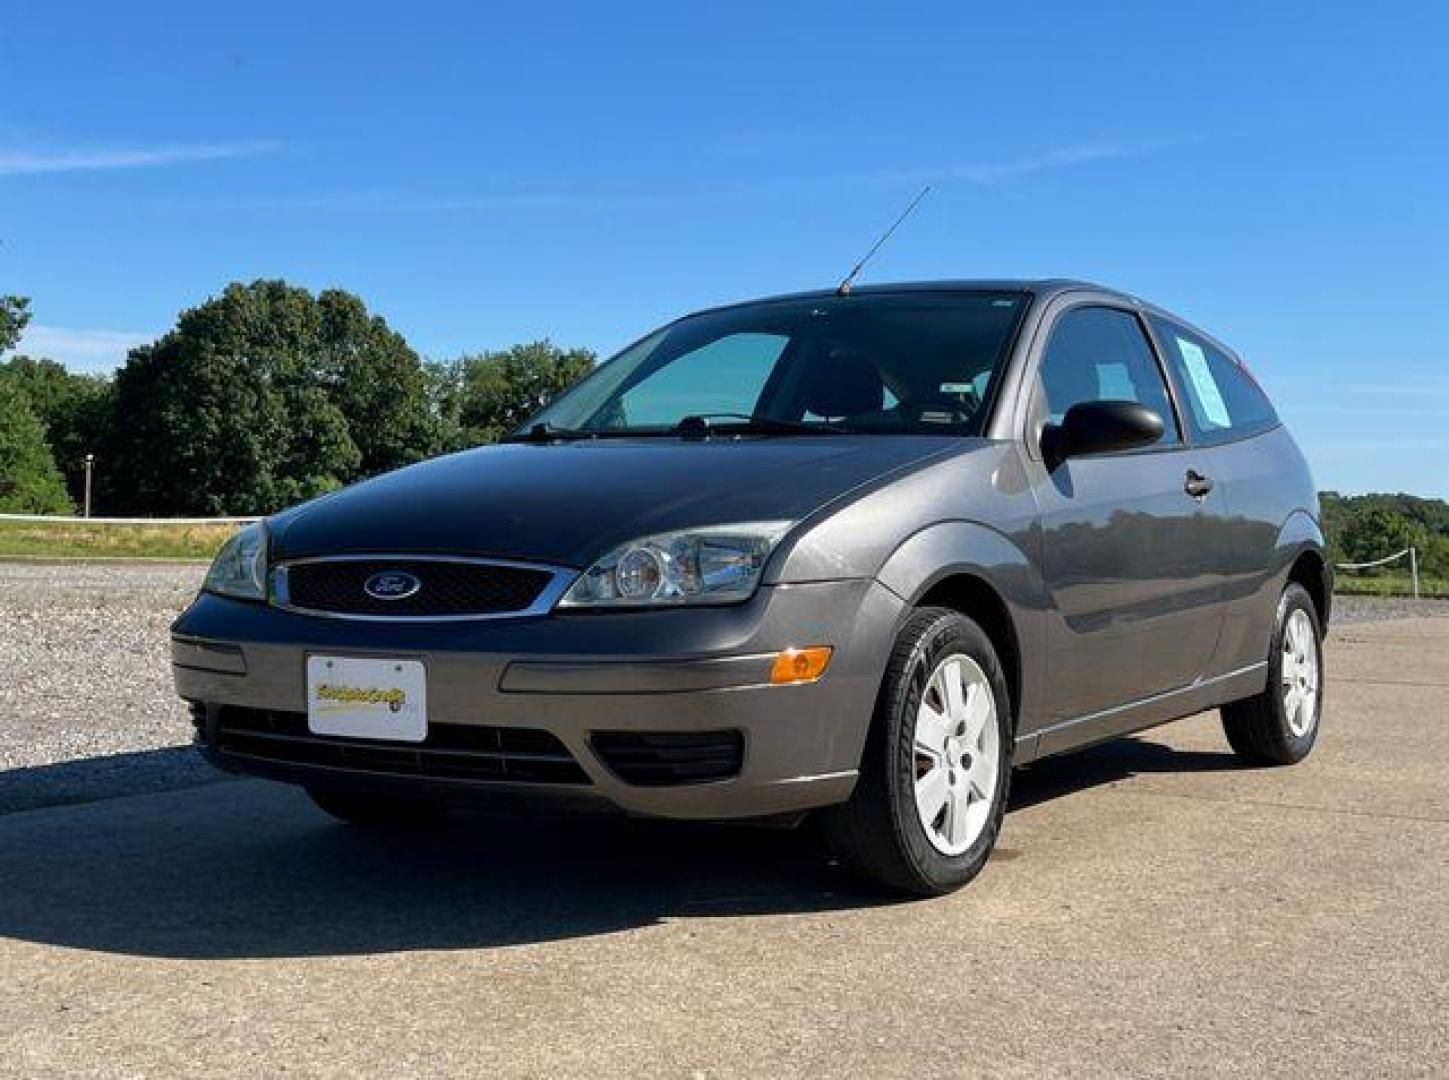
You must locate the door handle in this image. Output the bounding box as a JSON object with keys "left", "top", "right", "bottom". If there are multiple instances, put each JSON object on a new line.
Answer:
{"left": 1184, "top": 469, "right": 1214, "bottom": 499}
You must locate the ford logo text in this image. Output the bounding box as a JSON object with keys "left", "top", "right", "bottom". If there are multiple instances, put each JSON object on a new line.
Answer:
{"left": 363, "top": 571, "right": 423, "bottom": 601}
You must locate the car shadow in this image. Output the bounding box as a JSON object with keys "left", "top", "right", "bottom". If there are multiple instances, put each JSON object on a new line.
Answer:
{"left": 0, "top": 746, "right": 226, "bottom": 815}
{"left": 0, "top": 736, "right": 1243, "bottom": 960}
{"left": 1010, "top": 735, "right": 1244, "bottom": 811}
{"left": 0, "top": 763, "right": 887, "bottom": 960}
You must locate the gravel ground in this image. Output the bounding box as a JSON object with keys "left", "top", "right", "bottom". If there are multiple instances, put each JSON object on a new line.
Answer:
{"left": 0, "top": 561, "right": 204, "bottom": 773}
{"left": 1331, "top": 592, "right": 1449, "bottom": 623}
{"left": 1, "top": 559, "right": 1446, "bottom": 780}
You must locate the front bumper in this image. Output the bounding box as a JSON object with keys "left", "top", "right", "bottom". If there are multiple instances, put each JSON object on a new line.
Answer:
{"left": 172, "top": 579, "right": 903, "bottom": 820}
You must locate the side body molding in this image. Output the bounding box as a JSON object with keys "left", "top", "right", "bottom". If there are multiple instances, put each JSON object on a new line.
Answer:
{"left": 875, "top": 520, "right": 1052, "bottom": 760}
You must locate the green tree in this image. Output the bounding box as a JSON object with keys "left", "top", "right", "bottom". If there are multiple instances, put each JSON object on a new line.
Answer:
{"left": 312, "top": 288, "right": 438, "bottom": 474}
{"left": 103, "top": 279, "right": 439, "bottom": 514}
{"left": 0, "top": 377, "right": 72, "bottom": 513}
{"left": 0, "top": 355, "right": 112, "bottom": 502}
{"left": 0, "top": 295, "right": 30, "bottom": 354}
{"left": 1339, "top": 506, "right": 1428, "bottom": 565}
{"left": 424, "top": 359, "right": 468, "bottom": 453}
{"left": 450, "top": 340, "right": 595, "bottom": 446}
{"left": 1317, "top": 490, "right": 1344, "bottom": 563}
{"left": 1421, "top": 534, "right": 1449, "bottom": 580}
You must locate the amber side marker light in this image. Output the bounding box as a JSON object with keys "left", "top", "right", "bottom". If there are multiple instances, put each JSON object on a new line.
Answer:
{"left": 769, "top": 646, "right": 833, "bottom": 685}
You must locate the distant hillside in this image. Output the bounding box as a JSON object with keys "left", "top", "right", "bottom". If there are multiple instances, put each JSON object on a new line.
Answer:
{"left": 1320, "top": 491, "right": 1449, "bottom": 582}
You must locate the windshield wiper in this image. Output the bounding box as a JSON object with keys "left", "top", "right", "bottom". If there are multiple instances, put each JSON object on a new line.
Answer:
{"left": 673, "top": 413, "right": 849, "bottom": 437}
{"left": 506, "top": 415, "right": 849, "bottom": 443}
{"left": 504, "top": 422, "right": 594, "bottom": 443}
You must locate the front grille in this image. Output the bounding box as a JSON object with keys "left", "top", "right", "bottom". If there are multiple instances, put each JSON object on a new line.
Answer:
{"left": 279, "top": 558, "right": 557, "bottom": 618}
{"left": 590, "top": 730, "right": 745, "bottom": 786}
{"left": 214, "top": 707, "right": 589, "bottom": 785}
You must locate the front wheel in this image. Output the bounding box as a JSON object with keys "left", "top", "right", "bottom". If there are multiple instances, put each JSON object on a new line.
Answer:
{"left": 822, "top": 607, "right": 1012, "bottom": 896}
{"left": 1221, "top": 582, "right": 1324, "bottom": 766}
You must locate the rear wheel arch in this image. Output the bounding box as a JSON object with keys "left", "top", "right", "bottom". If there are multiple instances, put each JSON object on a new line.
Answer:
{"left": 1274, "top": 508, "right": 1331, "bottom": 629}
{"left": 1221, "top": 581, "right": 1323, "bottom": 766}
{"left": 1287, "top": 547, "right": 1331, "bottom": 629}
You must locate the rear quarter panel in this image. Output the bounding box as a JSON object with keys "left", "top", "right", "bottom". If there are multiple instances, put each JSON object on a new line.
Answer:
{"left": 1210, "top": 425, "right": 1325, "bottom": 675}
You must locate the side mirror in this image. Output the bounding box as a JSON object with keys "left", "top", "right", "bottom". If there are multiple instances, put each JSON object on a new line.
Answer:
{"left": 1042, "top": 400, "right": 1164, "bottom": 464}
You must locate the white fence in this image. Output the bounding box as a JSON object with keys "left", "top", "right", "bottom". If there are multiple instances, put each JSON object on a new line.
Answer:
{"left": 1335, "top": 547, "right": 1420, "bottom": 599}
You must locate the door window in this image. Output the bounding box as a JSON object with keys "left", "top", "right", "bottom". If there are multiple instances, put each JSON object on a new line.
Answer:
{"left": 1036, "top": 307, "right": 1180, "bottom": 445}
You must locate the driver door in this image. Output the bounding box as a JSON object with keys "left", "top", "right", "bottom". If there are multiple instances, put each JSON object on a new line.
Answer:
{"left": 1025, "top": 303, "right": 1227, "bottom": 730}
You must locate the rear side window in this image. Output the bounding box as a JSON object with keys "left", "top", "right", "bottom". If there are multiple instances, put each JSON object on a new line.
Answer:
{"left": 1036, "top": 306, "right": 1180, "bottom": 445}
{"left": 1148, "top": 316, "right": 1278, "bottom": 444}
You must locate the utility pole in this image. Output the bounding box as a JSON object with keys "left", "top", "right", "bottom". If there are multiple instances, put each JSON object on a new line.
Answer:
{"left": 83, "top": 453, "right": 94, "bottom": 518}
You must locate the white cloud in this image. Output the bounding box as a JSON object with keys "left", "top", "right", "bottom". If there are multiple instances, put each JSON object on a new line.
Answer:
{"left": 0, "top": 140, "right": 278, "bottom": 177}
{"left": 175, "top": 134, "right": 1220, "bottom": 215}
{"left": 949, "top": 141, "right": 1166, "bottom": 184}
{"left": 209, "top": 190, "right": 581, "bottom": 212}
{"left": 876, "top": 135, "right": 1220, "bottom": 187}
{"left": 15, "top": 325, "right": 156, "bottom": 371}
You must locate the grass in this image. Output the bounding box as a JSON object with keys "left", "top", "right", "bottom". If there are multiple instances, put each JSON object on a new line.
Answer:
{"left": 0, "top": 519, "right": 240, "bottom": 560}
{"left": 1331, "top": 572, "right": 1449, "bottom": 600}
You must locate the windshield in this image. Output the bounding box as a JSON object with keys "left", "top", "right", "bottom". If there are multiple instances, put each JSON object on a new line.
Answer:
{"left": 523, "top": 290, "right": 1028, "bottom": 438}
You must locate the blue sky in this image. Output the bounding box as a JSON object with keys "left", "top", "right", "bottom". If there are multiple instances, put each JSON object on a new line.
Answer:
{"left": 2, "top": 1, "right": 1447, "bottom": 496}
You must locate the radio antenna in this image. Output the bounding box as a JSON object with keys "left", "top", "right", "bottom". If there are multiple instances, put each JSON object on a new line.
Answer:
{"left": 836, "top": 185, "right": 931, "bottom": 296}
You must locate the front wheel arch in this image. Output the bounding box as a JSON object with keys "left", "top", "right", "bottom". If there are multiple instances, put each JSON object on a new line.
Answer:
{"left": 915, "top": 573, "right": 1021, "bottom": 739}
{"left": 874, "top": 519, "right": 1046, "bottom": 737}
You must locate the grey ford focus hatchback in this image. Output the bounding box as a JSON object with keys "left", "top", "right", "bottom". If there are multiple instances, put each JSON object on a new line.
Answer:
{"left": 173, "top": 280, "right": 1329, "bottom": 895}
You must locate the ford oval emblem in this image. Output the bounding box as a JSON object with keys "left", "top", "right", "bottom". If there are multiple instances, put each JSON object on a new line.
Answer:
{"left": 364, "top": 570, "right": 422, "bottom": 601}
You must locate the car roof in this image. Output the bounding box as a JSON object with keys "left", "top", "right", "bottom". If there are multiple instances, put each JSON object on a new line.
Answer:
{"left": 684, "top": 279, "right": 1238, "bottom": 359}
{"left": 690, "top": 279, "right": 1140, "bottom": 314}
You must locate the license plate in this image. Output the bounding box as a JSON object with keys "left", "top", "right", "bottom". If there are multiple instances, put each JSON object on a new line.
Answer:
{"left": 306, "top": 656, "right": 427, "bottom": 743}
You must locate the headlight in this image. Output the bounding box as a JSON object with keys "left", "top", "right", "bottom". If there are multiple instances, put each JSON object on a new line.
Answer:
{"left": 559, "top": 521, "right": 792, "bottom": 608}
{"left": 203, "top": 522, "right": 269, "bottom": 601}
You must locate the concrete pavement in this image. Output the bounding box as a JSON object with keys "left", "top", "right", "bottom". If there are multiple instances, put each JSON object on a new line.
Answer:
{"left": 1, "top": 617, "right": 1445, "bottom": 1078}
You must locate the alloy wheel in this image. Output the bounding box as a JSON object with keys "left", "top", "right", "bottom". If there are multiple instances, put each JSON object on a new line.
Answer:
{"left": 1281, "top": 608, "right": 1320, "bottom": 738}
{"left": 913, "top": 654, "right": 1000, "bottom": 856}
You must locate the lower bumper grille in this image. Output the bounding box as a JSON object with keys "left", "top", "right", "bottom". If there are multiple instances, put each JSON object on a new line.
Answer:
{"left": 213, "top": 707, "right": 589, "bottom": 785}
{"left": 590, "top": 730, "right": 745, "bottom": 786}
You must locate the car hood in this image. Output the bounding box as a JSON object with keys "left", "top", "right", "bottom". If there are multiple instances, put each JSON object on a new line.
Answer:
{"left": 270, "top": 437, "right": 965, "bottom": 567}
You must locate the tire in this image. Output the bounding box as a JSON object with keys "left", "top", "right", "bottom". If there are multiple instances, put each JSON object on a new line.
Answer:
{"left": 305, "top": 786, "right": 448, "bottom": 827}
{"left": 823, "top": 607, "right": 1013, "bottom": 897}
{"left": 1221, "top": 582, "right": 1323, "bottom": 766}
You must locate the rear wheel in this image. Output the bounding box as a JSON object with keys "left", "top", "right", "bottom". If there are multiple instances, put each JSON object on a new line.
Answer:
{"left": 1221, "top": 582, "right": 1323, "bottom": 766}
{"left": 823, "top": 607, "right": 1012, "bottom": 896}
{"left": 305, "top": 787, "right": 448, "bottom": 827}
